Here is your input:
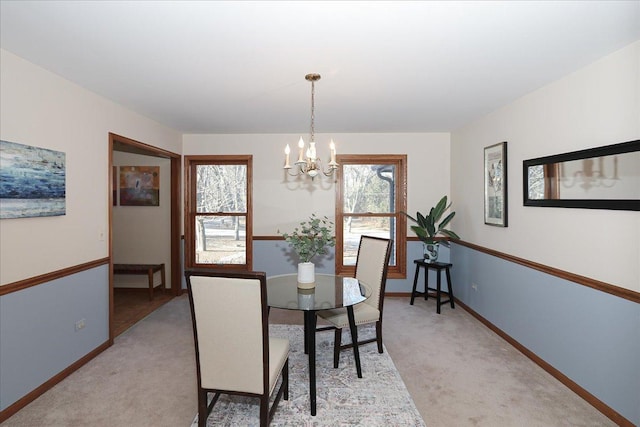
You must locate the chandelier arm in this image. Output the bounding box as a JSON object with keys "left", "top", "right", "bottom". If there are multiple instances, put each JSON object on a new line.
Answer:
{"left": 286, "top": 167, "right": 305, "bottom": 177}
{"left": 313, "top": 157, "right": 337, "bottom": 177}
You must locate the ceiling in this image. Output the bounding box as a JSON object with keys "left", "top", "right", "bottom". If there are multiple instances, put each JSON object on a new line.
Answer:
{"left": 1, "top": 1, "right": 639, "bottom": 135}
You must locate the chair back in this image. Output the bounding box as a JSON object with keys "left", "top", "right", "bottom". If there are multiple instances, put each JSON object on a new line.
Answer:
{"left": 354, "top": 236, "right": 393, "bottom": 310}
{"left": 185, "top": 269, "right": 269, "bottom": 396}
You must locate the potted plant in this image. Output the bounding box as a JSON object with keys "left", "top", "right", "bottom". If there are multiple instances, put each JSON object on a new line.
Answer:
{"left": 403, "top": 195, "right": 460, "bottom": 262}
{"left": 279, "top": 214, "right": 336, "bottom": 285}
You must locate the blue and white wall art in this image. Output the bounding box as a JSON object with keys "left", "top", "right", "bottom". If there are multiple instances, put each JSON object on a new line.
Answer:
{"left": 0, "top": 140, "right": 66, "bottom": 219}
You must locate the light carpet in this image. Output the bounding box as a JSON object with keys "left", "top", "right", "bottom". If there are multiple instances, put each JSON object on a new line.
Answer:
{"left": 190, "top": 324, "right": 425, "bottom": 426}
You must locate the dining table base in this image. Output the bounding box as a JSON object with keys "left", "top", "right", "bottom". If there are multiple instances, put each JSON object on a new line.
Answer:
{"left": 304, "top": 306, "right": 362, "bottom": 416}
{"left": 267, "top": 273, "right": 370, "bottom": 417}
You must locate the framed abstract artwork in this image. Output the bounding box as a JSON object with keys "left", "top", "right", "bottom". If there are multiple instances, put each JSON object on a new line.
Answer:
{"left": 119, "top": 166, "right": 160, "bottom": 206}
{"left": 0, "top": 140, "right": 66, "bottom": 219}
{"left": 484, "top": 141, "right": 508, "bottom": 227}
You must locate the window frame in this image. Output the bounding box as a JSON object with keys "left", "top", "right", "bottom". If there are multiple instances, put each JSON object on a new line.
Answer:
{"left": 184, "top": 155, "right": 253, "bottom": 270}
{"left": 335, "top": 154, "right": 407, "bottom": 279}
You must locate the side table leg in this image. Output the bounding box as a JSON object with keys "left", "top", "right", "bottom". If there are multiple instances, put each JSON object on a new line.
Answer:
{"left": 424, "top": 266, "right": 429, "bottom": 301}
{"left": 446, "top": 267, "right": 455, "bottom": 309}
{"left": 147, "top": 268, "right": 154, "bottom": 301}
{"left": 436, "top": 270, "right": 442, "bottom": 314}
{"left": 347, "top": 306, "right": 363, "bottom": 378}
{"left": 160, "top": 264, "right": 166, "bottom": 295}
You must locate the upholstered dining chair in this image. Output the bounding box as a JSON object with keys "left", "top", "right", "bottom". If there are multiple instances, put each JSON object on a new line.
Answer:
{"left": 317, "top": 235, "right": 393, "bottom": 368}
{"left": 185, "top": 269, "right": 289, "bottom": 427}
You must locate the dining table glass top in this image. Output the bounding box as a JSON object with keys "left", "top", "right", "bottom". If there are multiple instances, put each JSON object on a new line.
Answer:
{"left": 267, "top": 274, "right": 370, "bottom": 311}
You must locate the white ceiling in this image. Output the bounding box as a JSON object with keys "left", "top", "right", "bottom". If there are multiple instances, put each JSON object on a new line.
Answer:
{"left": 1, "top": 1, "right": 639, "bottom": 134}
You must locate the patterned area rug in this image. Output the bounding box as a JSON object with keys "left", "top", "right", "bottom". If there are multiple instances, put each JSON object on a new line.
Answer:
{"left": 190, "top": 324, "right": 425, "bottom": 426}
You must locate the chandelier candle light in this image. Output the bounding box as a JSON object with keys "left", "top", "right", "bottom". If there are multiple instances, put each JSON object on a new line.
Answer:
{"left": 284, "top": 73, "right": 338, "bottom": 179}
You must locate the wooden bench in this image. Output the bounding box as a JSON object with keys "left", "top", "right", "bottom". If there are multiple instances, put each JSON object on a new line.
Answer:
{"left": 113, "top": 263, "right": 166, "bottom": 301}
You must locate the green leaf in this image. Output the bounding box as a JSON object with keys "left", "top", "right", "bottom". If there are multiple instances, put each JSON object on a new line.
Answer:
{"left": 402, "top": 211, "right": 418, "bottom": 223}
{"left": 416, "top": 211, "right": 427, "bottom": 228}
{"left": 432, "top": 196, "right": 447, "bottom": 220}
{"left": 438, "top": 211, "right": 456, "bottom": 230}
{"left": 440, "top": 229, "right": 460, "bottom": 240}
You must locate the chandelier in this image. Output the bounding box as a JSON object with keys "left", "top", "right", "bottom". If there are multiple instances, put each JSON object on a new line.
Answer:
{"left": 283, "top": 73, "right": 338, "bottom": 179}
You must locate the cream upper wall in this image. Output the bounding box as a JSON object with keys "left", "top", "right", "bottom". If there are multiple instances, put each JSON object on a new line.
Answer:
{"left": 183, "top": 132, "right": 451, "bottom": 235}
{"left": 0, "top": 49, "right": 181, "bottom": 285}
{"left": 451, "top": 41, "right": 640, "bottom": 292}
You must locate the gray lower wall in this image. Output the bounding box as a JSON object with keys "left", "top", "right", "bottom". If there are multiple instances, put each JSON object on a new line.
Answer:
{"left": 3, "top": 242, "right": 637, "bottom": 425}
{"left": 450, "top": 242, "right": 640, "bottom": 426}
{"left": 0, "top": 265, "right": 109, "bottom": 411}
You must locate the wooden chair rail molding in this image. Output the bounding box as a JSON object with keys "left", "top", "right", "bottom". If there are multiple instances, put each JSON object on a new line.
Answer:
{"left": 0, "top": 258, "right": 110, "bottom": 296}
{"left": 452, "top": 240, "right": 639, "bottom": 304}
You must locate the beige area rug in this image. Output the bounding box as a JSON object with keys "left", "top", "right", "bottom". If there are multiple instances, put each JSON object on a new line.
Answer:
{"left": 191, "top": 324, "right": 425, "bottom": 426}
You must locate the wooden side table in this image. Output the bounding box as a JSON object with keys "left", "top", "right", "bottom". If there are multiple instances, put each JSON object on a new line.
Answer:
{"left": 410, "top": 259, "right": 455, "bottom": 314}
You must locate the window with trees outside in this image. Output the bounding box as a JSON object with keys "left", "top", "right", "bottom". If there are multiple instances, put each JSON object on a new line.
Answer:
{"left": 184, "top": 155, "right": 252, "bottom": 270}
{"left": 335, "top": 154, "right": 406, "bottom": 278}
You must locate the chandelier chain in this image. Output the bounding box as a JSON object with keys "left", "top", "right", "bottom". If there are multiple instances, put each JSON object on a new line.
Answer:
{"left": 310, "top": 79, "right": 315, "bottom": 145}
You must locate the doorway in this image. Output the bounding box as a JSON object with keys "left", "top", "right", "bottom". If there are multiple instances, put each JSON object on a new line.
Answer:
{"left": 108, "top": 133, "right": 181, "bottom": 343}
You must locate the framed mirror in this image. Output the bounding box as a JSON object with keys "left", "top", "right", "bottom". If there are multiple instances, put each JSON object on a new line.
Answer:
{"left": 523, "top": 140, "right": 640, "bottom": 211}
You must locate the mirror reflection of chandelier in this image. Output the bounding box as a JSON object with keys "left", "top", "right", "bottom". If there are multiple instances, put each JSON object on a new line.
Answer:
{"left": 560, "top": 156, "right": 619, "bottom": 190}
{"left": 283, "top": 73, "right": 338, "bottom": 179}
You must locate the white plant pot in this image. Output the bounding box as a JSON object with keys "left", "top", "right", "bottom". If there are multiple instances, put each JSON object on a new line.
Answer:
{"left": 297, "top": 262, "right": 315, "bottom": 285}
{"left": 423, "top": 242, "right": 440, "bottom": 263}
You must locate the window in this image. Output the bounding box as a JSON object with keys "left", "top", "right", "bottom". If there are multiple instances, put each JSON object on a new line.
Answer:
{"left": 184, "top": 155, "right": 252, "bottom": 270}
{"left": 335, "top": 154, "right": 406, "bottom": 278}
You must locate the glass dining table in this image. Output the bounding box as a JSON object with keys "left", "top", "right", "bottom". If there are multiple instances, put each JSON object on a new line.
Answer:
{"left": 266, "top": 274, "right": 370, "bottom": 416}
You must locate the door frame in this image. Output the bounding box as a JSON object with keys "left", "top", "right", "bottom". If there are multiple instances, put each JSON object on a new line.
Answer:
{"left": 108, "top": 132, "right": 181, "bottom": 344}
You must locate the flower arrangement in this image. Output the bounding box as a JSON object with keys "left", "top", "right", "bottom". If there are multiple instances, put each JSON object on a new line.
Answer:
{"left": 280, "top": 214, "right": 336, "bottom": 263}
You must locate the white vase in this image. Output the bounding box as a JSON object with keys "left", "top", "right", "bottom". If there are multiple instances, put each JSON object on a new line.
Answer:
{"left": 297, "top": 262, "right": 315, "bottom": 285}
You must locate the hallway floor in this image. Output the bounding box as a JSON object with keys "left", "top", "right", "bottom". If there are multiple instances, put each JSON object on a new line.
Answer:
{"left": 113, "top": 288, "right": 174, "bottom": 337}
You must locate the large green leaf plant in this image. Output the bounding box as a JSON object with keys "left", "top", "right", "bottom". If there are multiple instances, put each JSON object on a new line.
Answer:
{"left": 404, "top": 195, "right": 460, "bottom": 245}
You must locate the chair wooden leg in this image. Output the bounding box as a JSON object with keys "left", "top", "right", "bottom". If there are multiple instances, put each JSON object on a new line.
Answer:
{"left": 198, "top": 390, "right": 207, "bottom": 427}
{"left": 333, "top": 328, "right": 342, "bottom": 368}
{"left": 284, "top": 359, "right": 289, "bottom": 400}
{"left": 376, "top": 321, "right": 383, "bottom": 353}
{"left": 260, "top": 395, "right": 268, "bottom": 427}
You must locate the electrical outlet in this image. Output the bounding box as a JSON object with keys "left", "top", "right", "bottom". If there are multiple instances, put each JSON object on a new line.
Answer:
{"left": 75, "top": 319, "right": 86, "bottom": 331}
{"left": 471, "top": 283, "right": 478, "bottom": 291}
{"left": 98, "top": 229, "right": 105, "bottom": 241}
